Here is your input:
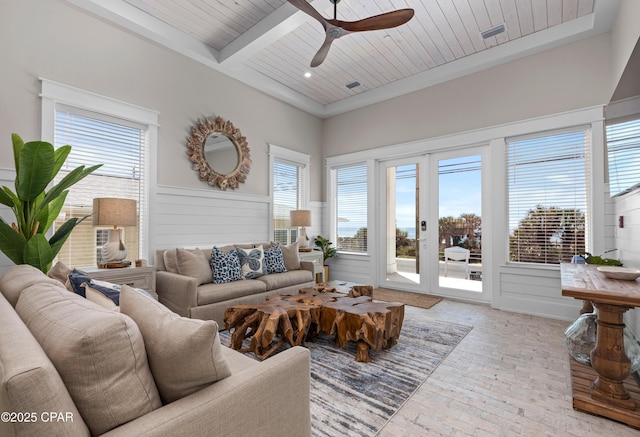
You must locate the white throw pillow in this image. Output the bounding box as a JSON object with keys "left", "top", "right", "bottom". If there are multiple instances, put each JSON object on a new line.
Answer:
{"left": 236, "top": 245, "right": 266, "bottom": 279}
{"left": 119, "top": 285, "right": 232, "bottom": 404}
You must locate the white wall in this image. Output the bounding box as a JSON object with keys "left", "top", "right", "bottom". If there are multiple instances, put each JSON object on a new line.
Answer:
{"left": 610, "top": 0, "right": 640, "bottom": 96}
{"left": 321, "top": 33, "right": 613, "bottom": 159}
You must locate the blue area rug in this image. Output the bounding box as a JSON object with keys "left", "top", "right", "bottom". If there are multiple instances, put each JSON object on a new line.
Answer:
{"left": 220, "top": 311, "right": 472, "bottom": 436}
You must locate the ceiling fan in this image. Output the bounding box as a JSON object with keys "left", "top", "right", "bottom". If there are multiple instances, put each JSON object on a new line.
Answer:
{"left": 287, "top": 0, "right": 415, "bottom": 67}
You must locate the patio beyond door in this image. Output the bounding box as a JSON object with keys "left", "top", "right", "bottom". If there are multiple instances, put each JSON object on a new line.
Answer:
{"left": 380, "top": 149, "right": 485, "bottom": 298}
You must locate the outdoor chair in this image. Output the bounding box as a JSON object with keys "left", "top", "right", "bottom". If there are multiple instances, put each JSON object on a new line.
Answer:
{"left": 444, "top": 246, "right": 470, "bottom": 280}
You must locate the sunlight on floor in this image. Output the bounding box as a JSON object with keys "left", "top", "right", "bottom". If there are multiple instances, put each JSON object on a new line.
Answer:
{"left": 386, "top": 260, "right": 483, "bottom": 293}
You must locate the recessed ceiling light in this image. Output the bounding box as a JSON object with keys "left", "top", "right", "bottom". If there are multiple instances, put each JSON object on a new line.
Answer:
{"left": 304, "top": 71, "right": 312, "bottom": 78}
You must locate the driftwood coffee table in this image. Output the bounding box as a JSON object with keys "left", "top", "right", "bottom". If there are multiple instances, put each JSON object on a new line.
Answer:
{"left": 223, "top": 285, "right": 404, "bottom": 362}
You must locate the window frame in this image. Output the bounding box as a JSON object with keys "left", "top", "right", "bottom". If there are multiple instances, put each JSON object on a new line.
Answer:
{"left": 328, "top": 161, "right": 370, "bottom": 255}
{"left": 269, "top": 144, "right": 310, "bottom": 245}
{"left": 506, "top": 125, "right": 592, "bottom": 266}
{"left": 40, "top": 78, "right": 158, "bottom": 264}
{"left": 606, "top": 115, "right": 640, "bottom": 197}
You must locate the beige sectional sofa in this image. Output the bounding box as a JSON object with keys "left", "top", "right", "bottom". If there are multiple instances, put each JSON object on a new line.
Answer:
{"left": 154, "top": 242, "right": 316, "bottom": 326}
{"left": 0, "top": 264, "right": 311, "bottom": 437}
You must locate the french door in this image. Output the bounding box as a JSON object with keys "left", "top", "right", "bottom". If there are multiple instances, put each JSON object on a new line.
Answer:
{"left": 379, "top": 147, "right": 488, "bottom": 301}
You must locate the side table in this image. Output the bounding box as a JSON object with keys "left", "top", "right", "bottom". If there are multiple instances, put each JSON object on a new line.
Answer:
{"left": 80, "top": 265, "right": 157, "bottom": 300}
{"left": 561, "top": 262, "right": 640, "bottom": 428}
{"left": 299, "top": 250, "right": 324, "bottom": 283}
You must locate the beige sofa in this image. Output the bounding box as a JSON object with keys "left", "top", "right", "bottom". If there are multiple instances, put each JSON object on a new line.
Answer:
{"left": 154, "top": 243, "right": 316, "bottom": 326}
{"left": 0, "top": 264, "right": 311, "bottom": 437}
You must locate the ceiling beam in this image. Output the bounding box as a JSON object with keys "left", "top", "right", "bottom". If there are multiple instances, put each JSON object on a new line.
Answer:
{"left": 219, "top": 0, "right": 323, "bottom": 66}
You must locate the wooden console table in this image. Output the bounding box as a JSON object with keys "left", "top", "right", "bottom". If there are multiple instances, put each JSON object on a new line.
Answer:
{"left": 560, "top": 263, "right": 640, "bottom": 428}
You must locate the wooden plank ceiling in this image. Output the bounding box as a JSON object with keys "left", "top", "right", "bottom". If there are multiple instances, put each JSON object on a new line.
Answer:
{"left": 106, "top": 0, "right": 602, "bottom": 115}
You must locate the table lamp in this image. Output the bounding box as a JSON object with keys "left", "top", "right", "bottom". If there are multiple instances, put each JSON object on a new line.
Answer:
{"left": 290, "top": 210, "right": 311, "bottom": 250}
{"left": 93, "top": 198, "right": 137, "bottom": 266}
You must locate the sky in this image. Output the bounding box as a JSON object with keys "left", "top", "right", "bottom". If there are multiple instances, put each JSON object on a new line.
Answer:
{"left": 393, "top": 156, "right": 482, "bottom": 230}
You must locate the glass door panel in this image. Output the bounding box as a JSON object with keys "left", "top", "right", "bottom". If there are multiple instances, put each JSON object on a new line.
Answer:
{"left": 382, "top": 160, "right": 423, "bottom": 290}
{"left": 436, "top": 154, "right": 483, "bottom": 293}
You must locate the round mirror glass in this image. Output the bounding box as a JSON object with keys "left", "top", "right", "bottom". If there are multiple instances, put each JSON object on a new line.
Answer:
{"left": 203, "top": 134, "right": 239, "bottom": 175}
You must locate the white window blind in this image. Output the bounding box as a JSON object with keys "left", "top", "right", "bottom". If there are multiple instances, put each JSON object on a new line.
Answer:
{"left": 273, "top": 160, "right": 305, "bottom": 245}
{"left": 606, "top": 117, "right": 640, "bottom": 196}
{"left": 335, "top": 163, "right": 367, "bottom": 253}
{"left": 53, "top": 106, "right": 147, "bottom": 266}
{"left": 507, "top": 127, "right": 590, "bottom": 264}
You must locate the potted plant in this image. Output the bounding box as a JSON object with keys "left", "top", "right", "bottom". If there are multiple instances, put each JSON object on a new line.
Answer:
{"left": 0, "top": 134, "right": 102, "bottom": 273}
{"left": 314, "top": 235, "right": 337, "bottom": 281}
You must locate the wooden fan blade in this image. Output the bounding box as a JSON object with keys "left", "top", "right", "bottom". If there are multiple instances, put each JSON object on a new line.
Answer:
{"left": 287, "top": 0, "right": 329, "bottom": 30}
{"left": 333, "top": 9, "right": 415, "bottom": 32}
{"left": 310, "top": 35, "right": 335, "bottom": 67}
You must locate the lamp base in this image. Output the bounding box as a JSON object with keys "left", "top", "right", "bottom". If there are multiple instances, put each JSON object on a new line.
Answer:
{"left": 297, "top": 227, "right": 310, "bottom": 249}
{"left": 97, "top": 260, "right": 132, "bottom": 269}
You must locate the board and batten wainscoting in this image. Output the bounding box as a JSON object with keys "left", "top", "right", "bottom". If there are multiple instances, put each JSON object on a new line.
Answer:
{"left": 151, "top": 184, "right": 326, "bottom": 255}
{"left": 612, "top": 185, "right": 640, "bottom": 337}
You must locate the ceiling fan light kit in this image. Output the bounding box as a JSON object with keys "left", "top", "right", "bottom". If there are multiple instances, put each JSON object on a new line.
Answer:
{"left": 287, "top": 0, "right": 415, "bottom": 67}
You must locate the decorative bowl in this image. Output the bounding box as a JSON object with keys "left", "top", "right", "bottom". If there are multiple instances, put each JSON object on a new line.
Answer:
{"left": 597, "top": 266, "right": 640, "bottom": 281}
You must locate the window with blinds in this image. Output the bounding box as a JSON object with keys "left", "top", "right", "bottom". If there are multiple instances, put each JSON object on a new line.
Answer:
{"left": 606, "top": 117, "right": 640, "bottom": 196}
{"left": 53, "top": 106, "right": 147, "bottom": 267}
{"left": 335, "top": 163, "right": 368, "bottom": 253}
{"left": 507, "top": 127, "right": 590, "bottom": 264}
{"left": 273, "top": 160, "right": 305, "bottom": 245}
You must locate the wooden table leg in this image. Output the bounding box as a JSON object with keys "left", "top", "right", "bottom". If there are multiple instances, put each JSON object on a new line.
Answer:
{"left": 590, "top": 302, "right": 636, "bottom": 410}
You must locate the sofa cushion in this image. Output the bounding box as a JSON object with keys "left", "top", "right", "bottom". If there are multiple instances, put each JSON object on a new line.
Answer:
{"left": 264, "top": 242, "right": 288, "bottom": 274}
{"left": 176, "top": 248, "right": 213, "bottom": 285}
{"left": 0, "top": 293, "right": 90, "bottom": 437}
{"left": 120, "top": 285, "right": 231, "bottom": 404}
{"left": 281, "top": 242, "right": 301, "bottom": 271}
{"left": 197, "top": 280, "right": 266, "bottom": 306}
{"left": 211, "top": 246, "right": 242, "bottom": 284}
{"left": 0, "top": 264, "right": 66, "bottom": 307}
{"left": 257, "top": 270, "right": 314, "bottom": 291}
{"left": 15, "top": 284, "right": 161, "bottom": 436}
{"left": 236, "top": 245, "right": 266, "bottom": 279}
{"left": 163, "top": 249, "right": 179, "bottom": 273}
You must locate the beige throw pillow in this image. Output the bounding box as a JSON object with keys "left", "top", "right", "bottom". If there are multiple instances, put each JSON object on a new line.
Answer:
{"left": 282, "top": 242, "right": 301, "bottom": 271}
{"left": 119, "top": 285, "right": 232, "bottom": 404}
{"left": 47, "top": 260, "right": 72, "bottom": 285}
{"left": 162, "top": 249, "right": 179, "bottom": 273}
{"left": 176, "top": 248, "right": 212, "bottom": 285}
{"left": 15, "top": 284, "right": 161, "bottom": 436}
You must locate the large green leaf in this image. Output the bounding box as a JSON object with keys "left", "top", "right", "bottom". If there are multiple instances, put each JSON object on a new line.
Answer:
{"left": 38, "top": 191, "right": 68, "bottom": 235}
{"left": 16, "top": 141, "right": 55, "bottom": 202}
{"left": 11, "top": 133, "right": 24, "bottom": 175}
{"left": 0, "top": 220, "right": 26, "bottom": 265}
{"left": 48, "top": 218, "right": 78, "bottom": 257}
{"left": 53, "top": 145, "right": 71, "bottom": 178}
{"left": 0, "top": 186, "right": 15, "bottom": 208}
{"left": 23, "top": 234, "right": 54, "bottom": 273}
{"left": 41, "top": 164, "right": 101, "bottom": 210}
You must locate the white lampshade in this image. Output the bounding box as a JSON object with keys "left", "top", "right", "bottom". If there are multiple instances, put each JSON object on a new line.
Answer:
{"left": 290, "top": 210, "right": 311, "bottom": 227}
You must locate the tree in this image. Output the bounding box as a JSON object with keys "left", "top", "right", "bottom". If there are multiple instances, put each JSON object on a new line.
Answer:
{"left": 509, "top": 205, "right": 585, "bottom": 264}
